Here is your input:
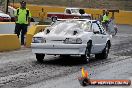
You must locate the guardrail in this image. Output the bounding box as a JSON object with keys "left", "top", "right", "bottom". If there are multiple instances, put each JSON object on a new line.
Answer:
{"left": 0, "top": 22, "right": 39, "bottom": 51}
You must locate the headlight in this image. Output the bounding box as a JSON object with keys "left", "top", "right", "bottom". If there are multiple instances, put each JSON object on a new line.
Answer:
{"left": 64, "top": 38, "right": 82, "bottom": 44}
{"left": 32, "top": 37, "right": 46, "bottom": 43}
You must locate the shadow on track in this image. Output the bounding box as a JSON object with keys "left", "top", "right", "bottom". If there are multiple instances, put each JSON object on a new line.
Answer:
{"left": 35, "top": 55, "right": 105, "bottom": 66}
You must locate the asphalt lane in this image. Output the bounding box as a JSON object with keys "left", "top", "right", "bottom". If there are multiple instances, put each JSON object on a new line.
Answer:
{"left": 0, "top": 25, "right": 132, "bottom": 88}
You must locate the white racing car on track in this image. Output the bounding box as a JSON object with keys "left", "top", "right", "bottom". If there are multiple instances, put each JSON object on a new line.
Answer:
{"left": 31, "top": 19, "right": 111, "bottom": 63}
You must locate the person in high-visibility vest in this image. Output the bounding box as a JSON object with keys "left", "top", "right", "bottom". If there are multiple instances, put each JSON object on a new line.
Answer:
{"left": 14, "top": 1, "right": 31, "bottom": 45}
{"left": 102, "top": 11, "right": 109, "bottom": 31}
{"left": 100, "top": 10, "right": 106, "bottom": 22}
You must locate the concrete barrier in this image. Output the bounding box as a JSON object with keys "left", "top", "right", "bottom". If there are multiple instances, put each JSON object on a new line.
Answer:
{"left": 0, "top": 34, "right": 21, "bottom": 52}
{"left": 115, "top": 11, "right": 132, "bottom": 25}
{"left": 26, "top": 25, "right": 50, "bottom": 47}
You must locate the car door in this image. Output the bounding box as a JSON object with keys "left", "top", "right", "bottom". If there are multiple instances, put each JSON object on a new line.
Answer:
{"left": 97, "top": 21, "right": 108, "bottom": 45}
{"left": 91, "top": 21, "right": 106, "bottom": 53}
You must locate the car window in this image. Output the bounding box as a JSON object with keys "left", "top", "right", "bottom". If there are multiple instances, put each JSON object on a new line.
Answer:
{"left": 51, "top": 21, "right": 78, "bottom": 34}
{"left": 71, "top": 9, "right": 79, "bottom": 14}
{"left": 51, "top": 20, "right": 92, "bottom": 33}
{"left": 80, "top": 22, "right": 91, "bottom": 32}
{"left": 97, "top": 21, "right": 105, "bottom": 34}
{"left": 92, "top": 23, "right": 101, "bottom": 33}
{"left": 66, "top": 9, "right": 71, "bottom": 14}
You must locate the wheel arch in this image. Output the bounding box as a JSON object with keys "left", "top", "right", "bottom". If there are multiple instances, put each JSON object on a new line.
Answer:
{"left": 107, "top": 40, "right": 111, "bottom": 49}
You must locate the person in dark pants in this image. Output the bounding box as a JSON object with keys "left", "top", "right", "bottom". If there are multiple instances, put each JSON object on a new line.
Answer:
{"left": 14, "top": 1, "right": 31, "bottom": 45}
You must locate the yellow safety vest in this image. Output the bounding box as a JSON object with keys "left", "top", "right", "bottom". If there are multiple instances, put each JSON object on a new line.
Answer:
{"left": 15, "top": 8, "right": 31, "bottom": 24}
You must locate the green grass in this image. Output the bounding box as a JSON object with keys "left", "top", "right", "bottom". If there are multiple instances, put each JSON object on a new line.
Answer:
{"left": 11, "top": 0, "right": 132, "bottom": 11}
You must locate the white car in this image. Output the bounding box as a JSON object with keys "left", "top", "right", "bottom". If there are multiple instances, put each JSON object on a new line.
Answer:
{"left": 0, "top": 11, "right": 11, "bottom": 22}
{"left": 31, "top": 19, "right": 111, "bottom": 63}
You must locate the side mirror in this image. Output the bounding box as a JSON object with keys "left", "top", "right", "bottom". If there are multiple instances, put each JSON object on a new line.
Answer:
{"left": 51, "top": 17, "right": 57, "bottom": 22}
{"left": 46, "top": 29, "right": 50, "bottom": 34}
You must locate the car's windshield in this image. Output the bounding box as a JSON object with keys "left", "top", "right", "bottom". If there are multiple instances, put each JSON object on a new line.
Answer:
{"left": 50, "top": 20, "right": 78, "bottom": 34}
{"left": 51, "top": 20, "right": 91, "bottom": 32}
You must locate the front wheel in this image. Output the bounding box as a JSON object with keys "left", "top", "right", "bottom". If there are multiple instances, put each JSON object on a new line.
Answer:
{"left": 36, "top": 54, "right": 45, "bottom": 62}
{"left": 81, "top": 41, "right": 92, "bottom": 63}
{"left": 95, "top": 43, "right": 110, "bottom": 59}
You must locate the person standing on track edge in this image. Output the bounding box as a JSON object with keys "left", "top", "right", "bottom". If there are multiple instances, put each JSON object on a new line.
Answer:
{"left": 14, "top": 1, "right": 31, "bottom": 45}
{"left": 102, "top": 10, "right": 109, "bottom": 31}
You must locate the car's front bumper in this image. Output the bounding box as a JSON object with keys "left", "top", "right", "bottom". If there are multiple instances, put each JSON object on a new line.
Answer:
{"left": 31, "top": 43, "right": 87, "bottom": 55}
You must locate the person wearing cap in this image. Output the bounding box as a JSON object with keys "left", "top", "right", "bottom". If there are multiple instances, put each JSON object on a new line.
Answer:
{"left": 14, "top": 1, "right": 31, "bottom": 45}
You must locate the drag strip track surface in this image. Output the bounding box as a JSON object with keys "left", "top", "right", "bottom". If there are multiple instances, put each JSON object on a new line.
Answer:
{"left": 0, "top": 25, "right": 132, "bottom": 88}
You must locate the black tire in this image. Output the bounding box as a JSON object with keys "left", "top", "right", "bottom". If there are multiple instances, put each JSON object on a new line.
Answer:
{"left": 81, "top": 41, "right": 92, "bottom": 63}
{"left": 36, "top": 54, "right": 45, "bottom": 62}
{"left": 82, "top": 78, "right": 88, "bottom": 86}
{"left": 95, "top": 43, "right": 110, "bottom": 59}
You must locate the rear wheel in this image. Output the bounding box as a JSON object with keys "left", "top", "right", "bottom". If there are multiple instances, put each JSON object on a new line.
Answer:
{"left": 95, "top": 43, "right": 110, "bottom": 59}
{"left": 81, "top": 41, "right": 92, "bottom": 63}
{"left": 82, "top": 78, "right": 88, "bottom": 86}
{"left": 36, "top": 54, "right": 45, "bottom": 62}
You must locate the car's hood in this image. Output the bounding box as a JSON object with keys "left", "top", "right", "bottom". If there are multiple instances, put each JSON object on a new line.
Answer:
{"left": 33, "top": 21, "right": 93, "bottom": 41}
{"left": 34, "top": 28, "right": 92, "bottom": 42}
{"left": 0, "top": 13, "right": 11, "bottom": 18}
